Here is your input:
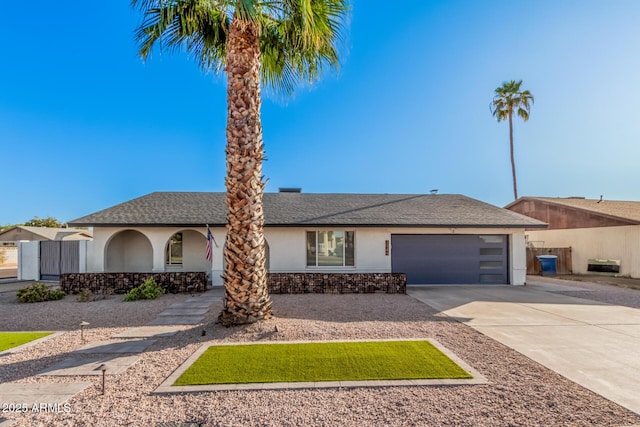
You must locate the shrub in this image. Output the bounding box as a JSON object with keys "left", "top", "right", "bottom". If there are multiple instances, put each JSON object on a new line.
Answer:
{"left": 76, "top": 288, "right": 95, "bottom": 302}
{"left": 16, "top": 283, "right": 66, "bottom": 303}
{"left": 76, "top": 287, "right": 113, "bottom": 302}
{"left": 123, "top": 278, "right": 165, "bottom": 302}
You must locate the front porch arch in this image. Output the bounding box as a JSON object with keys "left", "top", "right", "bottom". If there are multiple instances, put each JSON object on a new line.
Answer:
{"left": 164, "top": 229, "right": 210, "bottom": 271}
{"left": 105, "top": 230, "right": 153, "bottom": 272}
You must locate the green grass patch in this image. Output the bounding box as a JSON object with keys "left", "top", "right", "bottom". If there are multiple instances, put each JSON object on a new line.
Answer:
{"left": 174, "top": 340, "right": 472, "bottom": 385}
{"left": 0, "top": 332, "right": 53, "bottom": 352}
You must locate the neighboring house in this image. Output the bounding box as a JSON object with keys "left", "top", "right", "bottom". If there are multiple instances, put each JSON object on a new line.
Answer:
{"left": 506, "top": 197, "right": 640, "bottom": 278}
{"left": 0, "top": 227, "right": 93, "bottom": 281}
{"left": 68, "top": 191, "right": 545, "bottom": 286}
{"left": 0, "top": 226, "right": 93, "bottom": 242}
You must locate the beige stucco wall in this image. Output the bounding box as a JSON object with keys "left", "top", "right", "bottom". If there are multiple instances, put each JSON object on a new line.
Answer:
{"left": 88, "top": 226, "right": 527, "bottom": 285}
{"left": 526, "top": 225, "right": 640, "bottom": 278}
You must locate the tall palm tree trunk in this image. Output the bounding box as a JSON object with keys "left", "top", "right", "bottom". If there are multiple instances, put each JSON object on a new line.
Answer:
{"left": 218, "top": 17, "right": 272, "bottom": 326}
{"left": 508, "top": 111, "right": 518, "bottom": 200}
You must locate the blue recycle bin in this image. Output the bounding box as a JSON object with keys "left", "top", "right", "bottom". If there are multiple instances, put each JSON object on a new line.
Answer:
{"left": 536, "top": 255, "right": 558, "bottom": 276}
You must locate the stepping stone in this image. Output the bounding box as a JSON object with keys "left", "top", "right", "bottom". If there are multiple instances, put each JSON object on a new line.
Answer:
{"left": 147, "top": 316, "right": 204, "bottom": 325}
{"left": 74, "top": 339, "right": 156, "bottom": 354}
{"left": 0, "top": 382, "right": 91, "bottom": 405}
{"left": 195, "top": 294, "right": 222, "bottom": 301}
{"left": 0, "top": 419, "right": 16, "bottom": 427}
{"left": 169, "top": 302, "right": 212, "bottom": 309}
{"left": 113, "top": 326, "right": 182, "bottom": 338}
{"left": 39, "top": 355, "right": 140, "bottom": 376}
{"left": 159, "top": 308, "right": 209, "bottom": 316}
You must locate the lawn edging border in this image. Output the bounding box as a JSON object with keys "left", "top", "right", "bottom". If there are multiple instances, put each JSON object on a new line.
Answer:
{"left": 0, "top": 331, "right": 65, "bottom": 356}
{"left": 154, "top": 338, "right": 488, "bottom": 394}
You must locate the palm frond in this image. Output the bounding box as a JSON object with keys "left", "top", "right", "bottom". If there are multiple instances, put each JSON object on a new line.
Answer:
{"left": 132, "top": 0, "right": 349, "bottom": 97}
{"left": 133, "top": 0, "right": 229, "bottom": 71}
{"left": 491, "top": 79, "right": 534, "bottom": 122}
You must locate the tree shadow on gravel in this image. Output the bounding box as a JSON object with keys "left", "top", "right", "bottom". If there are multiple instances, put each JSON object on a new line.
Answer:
{"left": 0, "top": 292, "right": 190, "bottom": 331}
{"left": 264, "top": 293, "right": 466, "bottom": 323}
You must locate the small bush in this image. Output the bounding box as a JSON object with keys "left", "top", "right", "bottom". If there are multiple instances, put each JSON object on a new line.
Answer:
{"left": 76, "top": 287, "right": 113, "bottom": 302}
{"left": 17, "top": 283, "right": 66, "bottom": 303}
{"left": 123, "top": 278, "right": 165, "bottom": 302}
{"left": 76, "top": 288, "right": 94, "bottom": 302}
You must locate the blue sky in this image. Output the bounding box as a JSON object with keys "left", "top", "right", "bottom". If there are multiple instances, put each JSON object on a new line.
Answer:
{"left": 2, "top": 1, "right": 640, "bottom": 225}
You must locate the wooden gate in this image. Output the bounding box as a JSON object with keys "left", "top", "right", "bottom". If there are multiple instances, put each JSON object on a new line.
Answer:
{"left": 40, "top": 241, "right": 80, "bottom": 280}
{"left": 526, "top": 247, "right": 572, "bottom": 275}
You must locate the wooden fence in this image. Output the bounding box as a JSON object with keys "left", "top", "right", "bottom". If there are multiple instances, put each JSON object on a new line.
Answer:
{"left": 526, "top": 247, "right": 572, "bottom": 275}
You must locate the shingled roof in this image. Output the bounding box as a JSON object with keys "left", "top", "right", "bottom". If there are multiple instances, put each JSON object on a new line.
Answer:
{"left": 69, "top": 192, "right": 546, "bottom": 228}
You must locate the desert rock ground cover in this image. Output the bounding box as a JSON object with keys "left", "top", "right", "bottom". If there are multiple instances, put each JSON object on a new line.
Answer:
{"left": 0, "top": 283, "right": 639, "bottom": 426}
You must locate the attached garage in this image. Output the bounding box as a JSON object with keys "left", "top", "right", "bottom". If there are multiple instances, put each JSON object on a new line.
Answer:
{"left": 391, "top": 234, "right": 508, "bottom": 285}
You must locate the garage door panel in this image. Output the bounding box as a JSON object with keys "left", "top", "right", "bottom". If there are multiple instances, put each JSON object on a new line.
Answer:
{"left": 391, "top": 234, "right": 508, "bottom": 285}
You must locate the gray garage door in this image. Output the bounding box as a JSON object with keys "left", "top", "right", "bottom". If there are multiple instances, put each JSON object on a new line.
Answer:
{"left": 391, "top": 235, "right": 508, "bottom": 284}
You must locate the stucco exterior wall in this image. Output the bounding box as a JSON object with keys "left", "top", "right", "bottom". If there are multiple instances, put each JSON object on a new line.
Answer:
{"left": 526, "top": 225, "right": 640, "bottom": 278}
{"left": 89, "top": 227, "right": 219, "bottom": 278}
{"left": 105, "top": 230, "right": 153, "bottom": 272}
{"left": 178, "top": 230, "right": 210, "bottom": 272}
{"left": 88, "top": 226, "right": 527, "bottom": 286}
{"left": 17, "top": 241, "right": 40, "bottom": 281}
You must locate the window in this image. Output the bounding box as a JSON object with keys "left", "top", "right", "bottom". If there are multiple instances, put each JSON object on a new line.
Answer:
{"left": 306, "top": 231, "right": 355, "bottom": 267}
{"left": 166, "top": 232, "right": 183, "bottom": 265}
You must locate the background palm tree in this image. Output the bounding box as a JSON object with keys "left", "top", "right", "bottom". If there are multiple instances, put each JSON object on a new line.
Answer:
{"left": 132, "top": 0, "right": 349, "bottom": 326}
{"left": 490, "top": 80, "right": 534, "bottom": 200}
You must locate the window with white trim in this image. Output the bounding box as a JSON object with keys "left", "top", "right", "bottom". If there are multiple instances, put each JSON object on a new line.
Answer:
{"left": 306, "top": 231, "right": 355, "bottom": 267}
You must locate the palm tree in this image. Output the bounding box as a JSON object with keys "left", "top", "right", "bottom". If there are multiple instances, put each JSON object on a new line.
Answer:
{"left": 132, "top": 0, "right": 349, "bottom": 326}
{"left": 490, "top": 80, "right": 534, "bottom": 200}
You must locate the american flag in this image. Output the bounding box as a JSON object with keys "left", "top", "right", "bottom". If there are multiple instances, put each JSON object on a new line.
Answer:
{"left": 205, "top": 227, "right": 213, "bottom": 262}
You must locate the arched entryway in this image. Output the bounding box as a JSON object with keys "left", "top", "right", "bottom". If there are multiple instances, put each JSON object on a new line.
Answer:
{"left": 105, "top": 230, "right": 152, "bottom": 272}
{"left": 165, "top": 230, "right": 210, "bottom": 271}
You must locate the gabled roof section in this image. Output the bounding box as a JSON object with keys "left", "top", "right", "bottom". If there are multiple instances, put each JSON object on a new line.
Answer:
{"left": 69, "top": 192, "right": 546, "bottom": 229}
{"left": 506, "top": 197, "right": 640, "bottom": 225}
{"left": 0, "top": 226, "right": 93, "bottom": 241}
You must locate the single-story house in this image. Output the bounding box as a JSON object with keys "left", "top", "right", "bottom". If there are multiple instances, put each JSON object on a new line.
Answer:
{"left": 506, "top": 196, "right": 640, "bottom": 278}
{"left": 68, "top": 191, "right": 546, "bottom": 286}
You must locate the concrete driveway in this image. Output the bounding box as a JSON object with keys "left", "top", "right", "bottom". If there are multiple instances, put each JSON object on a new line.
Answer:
{"left": 408, "top": 280, "right": 640, "bottom": 415}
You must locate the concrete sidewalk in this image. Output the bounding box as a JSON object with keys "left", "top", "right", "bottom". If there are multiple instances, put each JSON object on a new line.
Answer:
{"left": 1, "top": 290, "right": 223, "bottom": 410}
{"left": 408, "top": 281, "right": 640, "bottom": 415}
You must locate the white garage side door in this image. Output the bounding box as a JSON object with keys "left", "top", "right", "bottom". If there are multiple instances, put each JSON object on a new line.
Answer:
{"left": 391, "top": 234, "right": 508, "bottom": 285}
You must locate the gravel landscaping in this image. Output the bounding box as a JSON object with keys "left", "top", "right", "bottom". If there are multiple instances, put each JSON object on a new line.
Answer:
{"left": 1, "top": 285, "right": 640, "bottom": 426}
{"left": 531, "top": 275, "right": 640, "bottom": 308}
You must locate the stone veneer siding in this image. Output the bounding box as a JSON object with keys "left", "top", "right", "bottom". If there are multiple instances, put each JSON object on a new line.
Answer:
{"left": 61, "top": 272, "right": 406, "bottom": 295}
{"left": 60, "top": 272, "right": 207, "bottom": 294}
{"left": 267, "top": 273, "right": 406, "bottom": 294}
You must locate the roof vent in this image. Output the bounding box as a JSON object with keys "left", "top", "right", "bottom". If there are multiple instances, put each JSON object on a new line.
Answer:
{"left": 279, "top": 187, "right": 301, "bottom": 193}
